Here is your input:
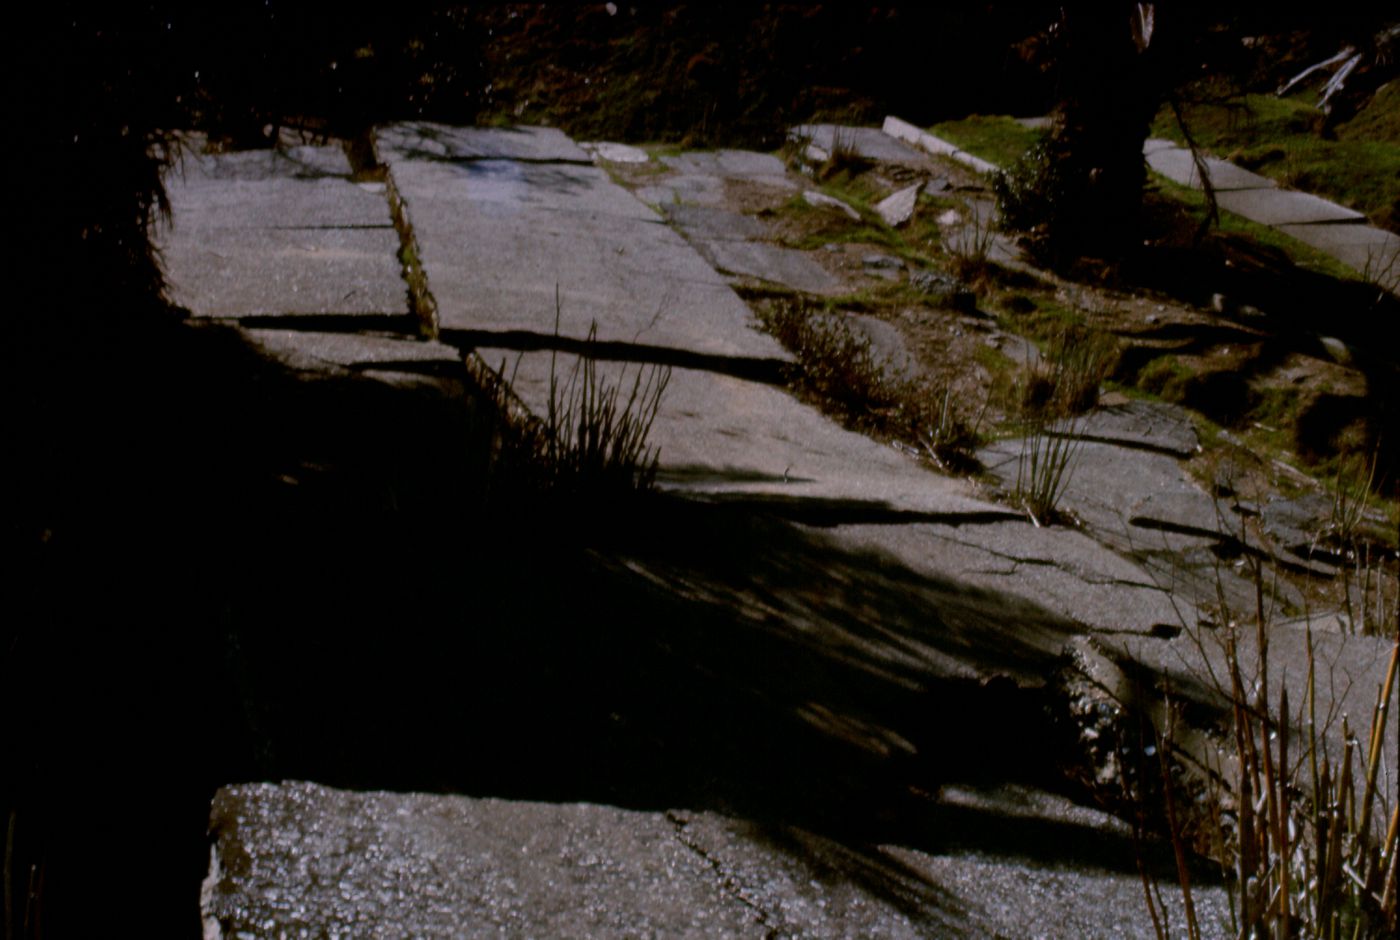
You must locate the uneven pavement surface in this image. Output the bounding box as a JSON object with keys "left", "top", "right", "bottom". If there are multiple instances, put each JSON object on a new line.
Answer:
{"left": 159, "top": 122, "right": 1393, "bottom": 938}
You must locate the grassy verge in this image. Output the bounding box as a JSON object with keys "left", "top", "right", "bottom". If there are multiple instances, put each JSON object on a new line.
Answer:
{"left": 1153, "top": 87, "right": 1400, "bottom": 233}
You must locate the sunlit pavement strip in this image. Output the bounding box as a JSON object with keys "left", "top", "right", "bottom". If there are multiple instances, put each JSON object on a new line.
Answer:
{"left": 166, "top": 123, "right": 1386, "bottom": 939}
{"left": 884, "top": 116, "right": 1396, "bottom": 288}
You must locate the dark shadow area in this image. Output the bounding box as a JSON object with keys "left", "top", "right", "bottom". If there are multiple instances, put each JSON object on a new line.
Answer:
{"left": 5, "top": 308, "right": 1205, "bottom": 935}
{"left": 439, "top": 327, "right": 792, "bottom": 386}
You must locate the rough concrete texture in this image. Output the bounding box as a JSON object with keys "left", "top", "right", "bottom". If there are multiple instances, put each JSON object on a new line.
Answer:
{"left": 661, "top": 204, "right": 769, "bottom": 241}
{"left": 788, "top": 124, "right": 934, "bottom": 167}
{"left": 377, "top": 141, "right": 788, "bottom": 360}
{"left": 691, "top": 237, "right": 845, "bottom": 294}
{"left": 1215, "top": 187, "right": 1367, "bottom": 226}
{"left": 875, "top": 183, "right": 922, "bottom": 228}
{"left": 374, "top": 121, "right": 591, "bottom": 163}
{"left": 1145, "top": 146, "right": 1275, "bottom": 191}
{"left": 202, "top": 783, "right": 763, "bottom": 940}
{"left": 837, "top": 521, "right": 1189, "bottom": 641}
{"left": 1070, "top": 400, "right": 1200, "bottom": 459}
{"left": 205, "top": 782, "right": 1227, "bottom": 940}
{"left": 161, "top": 151, "right": 407, "bottom": 319}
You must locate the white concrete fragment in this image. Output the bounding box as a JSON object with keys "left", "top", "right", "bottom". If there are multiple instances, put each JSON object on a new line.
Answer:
{"left": 584, "top": 141, "right": 651, "bottom": 164}
{"left": 875, "top": 182, "right": 922, "bottom": 227}
{"left": 803, "top": 190, "right": 860, "bottom": 220}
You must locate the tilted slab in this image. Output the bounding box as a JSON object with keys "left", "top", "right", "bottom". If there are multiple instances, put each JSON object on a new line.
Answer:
{"left": 168, "top": 178, "right": 402, "bottom": 230}
{"left": 1070, "top": 400, "right": 1201, "bottom": 458}
{"left": 375, "top": 121, "right": 591, "bottom": 163}
{"left": 203, "top": 782, "right": 766, "bottom": 939}
{"left": 882, "top": 116, "right": 1001, "bottom": 174}
{"left": 478, "top": 351, "right": 992, "bottom": 519}
{"left": 1275, "top": 222, "right": 1400, "bottom": 281}
{"left": 788, "top": 123, "right": 934, "bottom": 167}
{"left": 161, "top": 152, "right": 406, "bottom": 318}
{"left": 241, "top": 329, "right": 462, "bottom": 379}
{"left": 1146, "top": 146, "right": 1275, "bottom": 191}
{"left": 1216, "top": 187, "right": 1366, "bottom": 226}
{"left": 689, "top": 237, "right": 845, "bottom": 295}
{"left": 172, "top": 144, "right": 353, "bottom": 182}
{"left": 163, "top": 225, "right": 406, "bottom": 318}
{"left": 379, "top": 127, "right": 789, "bottom": 361}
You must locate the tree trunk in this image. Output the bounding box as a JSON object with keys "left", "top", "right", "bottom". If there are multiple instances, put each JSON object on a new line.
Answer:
{"left": 1042, "top": 2, "right": 1161, "bottom": 262}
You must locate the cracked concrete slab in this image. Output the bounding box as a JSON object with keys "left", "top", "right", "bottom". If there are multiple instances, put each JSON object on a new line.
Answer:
{"left": 206, "top": 782, "right": 1227, "bottom": 940}
{"left": 1145, "top": 146, "right": 1275, "bottom": 191}
{"left": 691, "top": 237, "right": 845, "bottom": 295}
{"left": 1068, "top": 400, "right": 1200, "bottom": 458}
{"left": 661, "top": 149, "right": 794, "bottom": 182}
{"left": 160, "top": 151, "right": 407, "bottom": 318}
{"left": 1274, "top": 222, "right": 1400, "bottom": 281}
{"left": 163, "top": 226, "right": 408, "bottom": 318}
{"left": 1215, "top": 187, "right": 1366, "bottom": 226}
{"left": 375, "top": 121, "right": 591, "bottom": 163}
{"left": 203, "top": 782, "right": 765, "bottom": 940}
{"left": 477, "top": 351, "right": 992, "bottom": 518}
{"left": 378, "top": 128, "right": 789, "bottom": 360}
{"left": 788, "top": 123, "right": 934, "bottom": 167}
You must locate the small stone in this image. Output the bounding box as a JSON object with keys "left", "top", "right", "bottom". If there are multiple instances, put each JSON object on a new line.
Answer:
{"left": 1319, "top": 336, "right": 1352, "bottom": 364}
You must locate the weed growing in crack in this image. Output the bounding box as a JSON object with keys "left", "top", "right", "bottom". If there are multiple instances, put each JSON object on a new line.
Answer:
{"left": 944, "top": 201, "right": 997, "bottom": 283}
{"left": 1130, "top": 523, "right": 1400, "bottom": 940}
{"left": 476, "top": 303, "right": 670, "bottom": 499}
{"left": 540, "top": 323, "right": 670, "bottom": 495}
{"left": 1014, "top": 416, "right": 1081, "bottom": 527}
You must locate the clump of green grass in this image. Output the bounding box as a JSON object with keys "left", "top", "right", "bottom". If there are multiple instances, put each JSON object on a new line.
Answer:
{"left": 481, "top": 305, "right": 671, "bottom": 497}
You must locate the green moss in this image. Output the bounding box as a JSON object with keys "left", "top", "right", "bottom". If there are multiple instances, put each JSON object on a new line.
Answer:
{"left": 1135, "top": 355, "right": 1192, "bottom": 401}
{"left": 928, "top": 115, "right": 1044, "bottom": 168}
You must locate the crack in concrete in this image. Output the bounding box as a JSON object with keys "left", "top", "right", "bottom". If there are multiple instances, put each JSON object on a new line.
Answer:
{"left": 665, "top": 812, "right": 786, "bottom": 939}
{"left": 436, "top": 328, "right": 791, "bottom": 386}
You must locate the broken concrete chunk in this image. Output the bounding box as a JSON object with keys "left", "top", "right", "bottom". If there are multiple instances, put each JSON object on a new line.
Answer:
{"left": 583, "top": 141, "right": 651, "bottom": 164}
{"left": 802, "top": 190, "right": 861, "bottom": 220}
{"left": 875, "top": 182, "right": 922, "bottom": 227}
